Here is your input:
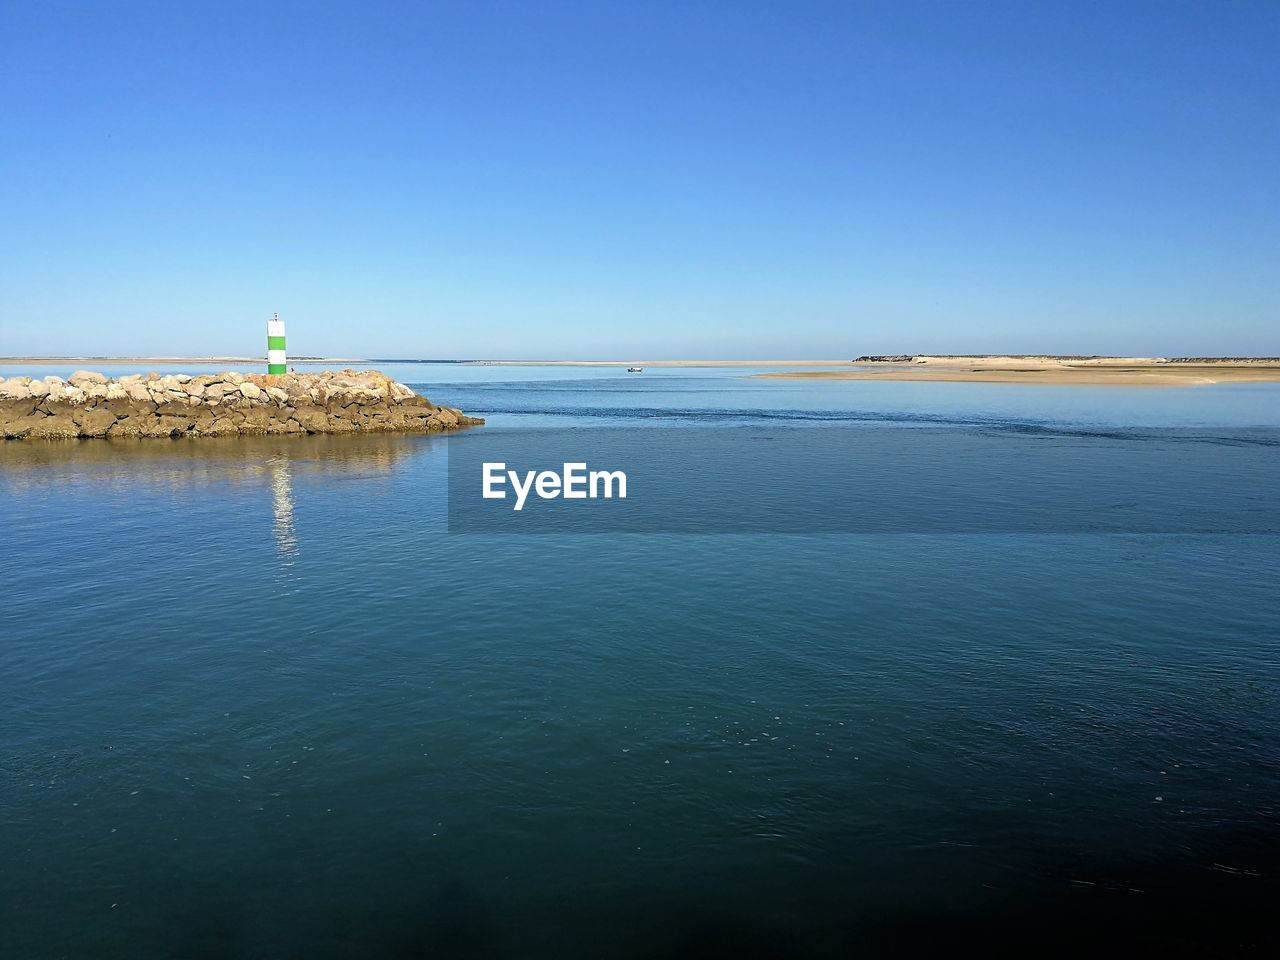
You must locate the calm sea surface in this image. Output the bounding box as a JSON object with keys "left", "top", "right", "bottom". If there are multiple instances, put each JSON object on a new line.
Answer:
{"left": 3, "top": 364, "right": 1278, "bottom": 957}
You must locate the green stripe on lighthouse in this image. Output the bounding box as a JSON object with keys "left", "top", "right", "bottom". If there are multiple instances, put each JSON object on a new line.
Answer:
{"left": 267, "top": 336, "right": 286, "bottom": 350}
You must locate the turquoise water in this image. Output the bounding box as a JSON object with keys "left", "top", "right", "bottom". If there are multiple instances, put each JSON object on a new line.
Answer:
{"left": 3, "top": 366, "right": 1278, "bottom": 957}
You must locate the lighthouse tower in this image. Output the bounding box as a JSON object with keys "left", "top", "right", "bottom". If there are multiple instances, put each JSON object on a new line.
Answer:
{"left": 267, "top": 313, "right": 287, "bottom": 374}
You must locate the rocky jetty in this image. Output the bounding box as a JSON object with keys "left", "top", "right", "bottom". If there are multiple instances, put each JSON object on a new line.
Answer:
{"left": 0, "top": 370, "right": 484, "bottom": 440}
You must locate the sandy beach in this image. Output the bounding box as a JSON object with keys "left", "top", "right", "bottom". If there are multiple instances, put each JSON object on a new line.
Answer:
{"left": 756, "top": 356, "right": 1280, "bottom": 386}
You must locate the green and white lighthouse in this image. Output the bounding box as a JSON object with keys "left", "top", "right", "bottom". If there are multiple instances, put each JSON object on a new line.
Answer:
{"left": 267, "top": 313, "right": 287, "bottom": 374}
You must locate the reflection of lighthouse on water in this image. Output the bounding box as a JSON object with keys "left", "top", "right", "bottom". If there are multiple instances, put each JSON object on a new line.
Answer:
{"left": 269, "top": 456, "right": 298, "bottom": 561}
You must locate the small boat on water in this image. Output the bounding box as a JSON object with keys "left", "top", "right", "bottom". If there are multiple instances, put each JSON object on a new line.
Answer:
{"left": 627, "top": 366, "right": 643, "bottom": 372}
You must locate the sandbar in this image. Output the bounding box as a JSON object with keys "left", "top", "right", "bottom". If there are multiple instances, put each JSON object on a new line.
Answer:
{"left": 755, "top": 356, "right": 1280, "bottom": 387}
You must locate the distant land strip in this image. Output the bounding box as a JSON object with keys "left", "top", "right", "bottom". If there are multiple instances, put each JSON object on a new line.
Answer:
{"left": 759, "top": 355, "right": 1280, "bottom": 386}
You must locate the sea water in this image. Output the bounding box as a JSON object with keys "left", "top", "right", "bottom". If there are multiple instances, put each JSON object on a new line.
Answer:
{"left": 2, "top": 364, "right": 1278, "bottom": 957}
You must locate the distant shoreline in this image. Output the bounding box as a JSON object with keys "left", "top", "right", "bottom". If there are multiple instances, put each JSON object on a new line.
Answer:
{"left": 757, "top": 355, "right": 1280, "bottom": 387}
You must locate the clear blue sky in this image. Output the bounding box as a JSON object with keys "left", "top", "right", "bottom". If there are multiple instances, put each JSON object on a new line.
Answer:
{"left": 1, "top": 0, "right": 1276, "bottom": 359}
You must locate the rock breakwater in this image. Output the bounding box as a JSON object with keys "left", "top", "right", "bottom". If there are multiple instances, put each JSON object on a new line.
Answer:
{"left": 0, "top": 370, "right": 484, "bottom": 440}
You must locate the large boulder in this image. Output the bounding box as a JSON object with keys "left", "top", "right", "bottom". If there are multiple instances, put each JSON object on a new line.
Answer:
{"left": 138, "top": 415, "right": 192, "bottom": 438}
{"left": 107, "top": 417, "right": 145, "bottom": 438}
{"left": 68, "top": 370, "right": 108, "bottom": 388}
{"left": 324, "top": 416, "right": 357, "bottom": 433}
{"left": 0, "top": 398, "right": 38, "bottom": 422}
{"left": 4, "top": 413, "right": 49, "bottom": 438}
{"left": 266, "top": 418, "right": 304, "bottom": 434}
{"left": 0, "top": 378, "right": 33, "bottom": 400}
{"left": 239, "top": 407, "right": 273, "bottom": 431}
{"left": 203, "top": 417, "right": 240, "bottom": 437}
{"left": 124, "top": 381, "right": 152, "bottom": 403}
{"left": 25, "top": 413, "right": 80, "bottom": 439}
{"left": 292, "top": 407, "right": 331, "bottom": 433}
{"left": 72, "top": 408, "right": 118, "bottom": 438}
